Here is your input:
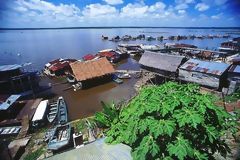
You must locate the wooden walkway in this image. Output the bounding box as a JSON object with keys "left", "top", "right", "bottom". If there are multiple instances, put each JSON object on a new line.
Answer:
{"left": 134, "top": 72, "right": 156, "bottom": 90}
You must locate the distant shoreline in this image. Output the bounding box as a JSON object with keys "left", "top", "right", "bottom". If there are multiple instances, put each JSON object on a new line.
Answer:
{"left": 0, "top": 26, "right": 240, "bottom": 30}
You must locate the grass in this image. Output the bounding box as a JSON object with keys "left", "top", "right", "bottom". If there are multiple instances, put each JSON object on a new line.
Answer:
{"left": 24, "top": 147, "right": 45, "bottom": 160}
{"left": 225, "top": 90, "right": 240, "bottom": 103}
{"left": 72, "top": 120, "right": 85, "bottom": 133}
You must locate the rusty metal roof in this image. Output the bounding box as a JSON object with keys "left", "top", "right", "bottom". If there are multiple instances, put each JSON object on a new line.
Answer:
{"left": 180, "top": 59, "right": 230, "bottom": 76}
{"left": 70, "top": 57, "right": 115, "bottom": 81}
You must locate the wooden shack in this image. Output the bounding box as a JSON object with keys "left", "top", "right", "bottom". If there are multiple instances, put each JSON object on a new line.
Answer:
{"left": 139, "top": 51, "right": 186, "bottom": 78}
{"left": 69, "top": 57, "right": 115, "bottom": 89}
{"left": 0, "top": 64, "right": 39, "bottom": 94}
{"left": 179, "top": 59, "right": 230, "bottom": 89}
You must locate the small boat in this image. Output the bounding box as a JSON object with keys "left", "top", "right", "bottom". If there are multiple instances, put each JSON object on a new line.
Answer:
{"left": 72, "top": 82, "right": 82, "bottom": 91}
{"left": 117, "top": 73, "right": 131, "bottom": 79}
{"left": 47, "top": 124, "right": 71, "bottom": 151}
{"left": 101, "top": 35, "right": 108, "bottom": 40}
{"left": 66, "top": 74, "right": 76, "bottom": 83}
{"left": 140, "top": 44, "right": 162, "bottom": 51}
{"left": 47, "top": 101, "right": 58, "bottom": 123}
{"left": 112, "top": 75, "right": 123, "bottom": 84}
{"left": 57, "top": 97, "right": 68, "bottom": 125}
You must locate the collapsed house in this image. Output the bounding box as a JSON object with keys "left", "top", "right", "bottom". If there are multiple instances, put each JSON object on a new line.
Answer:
{"left": 139, "top": 51, "right": 186, "bottom": 78}
{"left": 178, "top": 59, "right": 230, "bottom": 89}
{"left": 69, "top": 57, "right": 115, "bottom": 89}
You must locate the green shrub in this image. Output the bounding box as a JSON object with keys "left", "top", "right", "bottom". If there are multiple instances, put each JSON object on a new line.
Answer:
{"left": 94, "top": 101, "right": 119, "bottom": 128}
{"left": 105, "top": 82, "right": 237, "bottom": 160}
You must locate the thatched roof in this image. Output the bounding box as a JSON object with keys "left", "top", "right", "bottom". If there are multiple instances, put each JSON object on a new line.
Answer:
{"left": 70, "top": 57, "right": 115, "bottom": 81}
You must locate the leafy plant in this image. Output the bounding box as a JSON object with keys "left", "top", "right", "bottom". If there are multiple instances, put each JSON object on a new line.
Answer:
{"left": 74, "top": 120, "right": 85, "bottom": 133}
{"left": 105, "top": 82, "right": 237, "bottom": 160}
{"left": 94, "top": 101, "right": 119, "bottom": 128}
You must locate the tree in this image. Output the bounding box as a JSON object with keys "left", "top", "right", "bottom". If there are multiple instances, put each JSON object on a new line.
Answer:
{"left": 103, "top": 82, "right": 237, "bottom": 160}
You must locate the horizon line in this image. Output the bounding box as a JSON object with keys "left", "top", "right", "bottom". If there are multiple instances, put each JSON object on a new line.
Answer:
{"left": 1, "top": 26, "right": 240, "bottom": 30}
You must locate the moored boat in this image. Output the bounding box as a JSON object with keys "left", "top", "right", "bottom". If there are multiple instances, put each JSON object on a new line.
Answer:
{"left": 112, "top": 74, "right": 123, "bottom": 84}
{"left": 47, "top": 101, "right": 58, "bottom": 124}
{"left": 117, "top": 73, "right": 131, "bottom": 79}
{"left": 47, "top": 124, "right": 71, "bottom": 151}
{"left": 57, "top": 96, "right": 68, "bottom": 125}
{"left": 66, "top": 74, "right": 76, "bottom": 83}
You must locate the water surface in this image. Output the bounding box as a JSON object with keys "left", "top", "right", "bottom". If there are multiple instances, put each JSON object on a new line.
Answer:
{"left": 0, "top": 28, "right": 239, "bottom": 120}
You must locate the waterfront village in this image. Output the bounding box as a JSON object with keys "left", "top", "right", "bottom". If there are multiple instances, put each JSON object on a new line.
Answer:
{"left": 0, "top": 34, "right": 240, "bottom": 160}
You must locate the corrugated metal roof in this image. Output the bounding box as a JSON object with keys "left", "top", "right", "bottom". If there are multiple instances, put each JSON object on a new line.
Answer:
{"left": 0, "top": 95, "right": 21, "bottom": 111}
{"left": 139, "top": 51, "right": 185, "bottom": 72}
{"left": 46, "top": 138, "right": 132, "bottom": 160}
{"left": 180, "top": 59, "right": 230, "bottom": 76}
{"left": 0, "top": 64, "right": 22, "bottom": 72}
{"left": 229, "top": 65, "right": 240, "bottom": 73}
{"left": 70, "top": 57, "right": 115, "bottom": 81}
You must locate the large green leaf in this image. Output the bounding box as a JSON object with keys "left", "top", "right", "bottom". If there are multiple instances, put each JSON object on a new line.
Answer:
{"left": 167, "top": 135, "right": 193, "bottom": 160}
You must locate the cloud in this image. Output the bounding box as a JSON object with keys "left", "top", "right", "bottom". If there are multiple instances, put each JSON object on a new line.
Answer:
{"left": 175, "top": 0, "right": 195, "bottom": 4}
{"left": 83, "top": 3, "right": 118, "bottom": 17}
{"left": 175, "top": 3, "right": 188, "bottom": 10}
{"left": 211, "top": 13, "right": 223, "bottom": 19}
{"left": 195, "top": 3, "right": 209, "bottom": 11}
{"left": 178, "top": 10, "right": 186, "bottom": 14}
{"left": 148, "top": 2, "right": 166, "bottom": 12}
{"left": 120, "top": 2, "right": 170, "bottom": 18}
{"left": 1, "top": 0, "right": 239, "bottom": 27}
{"left": 214, "top": 0, "right": 228, "bottom": 5}
{"left": 120, "top": 3, "right": 148, "bottom": 18}
{"left": 103, "top": 0, "right": 123, "bottom": 5}
{"left": 13, "top": 0, "right": 81, "bottom": 17}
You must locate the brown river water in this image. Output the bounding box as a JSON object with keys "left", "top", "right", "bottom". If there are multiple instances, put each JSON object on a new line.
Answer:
{"left": 40, "top": 57, "right": 140, "bottom": 121}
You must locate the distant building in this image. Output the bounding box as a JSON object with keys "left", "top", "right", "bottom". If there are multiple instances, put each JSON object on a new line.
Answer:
{"left": 219, "top": 37, "right": 240, "bottom": 52}
{"left": 139, "top": 51, "right": 186, "bottom": 78}
{"left": 179, "top": 59, "right": 230, "bottom": 89}
{"left": 69, "top": 57, "right": 115, "bottom": 88}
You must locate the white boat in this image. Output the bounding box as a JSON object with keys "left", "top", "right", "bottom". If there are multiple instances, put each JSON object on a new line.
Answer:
{"left": 32, "top": 100, "right": 48, "bottom": 127}
{"left": 98, "top": 49, "right": 114, "bottom": 53}
{"left": 117, "top": 73, "right": 131, "bottom": 79}
{"left": 140, "top": 44, "right": 162, "bottom": 51}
